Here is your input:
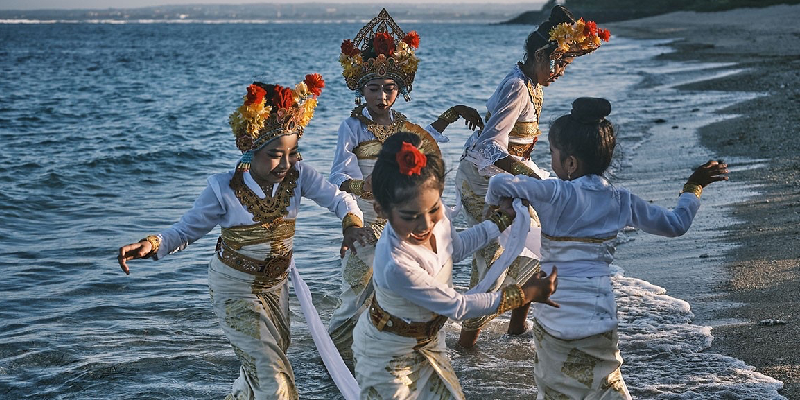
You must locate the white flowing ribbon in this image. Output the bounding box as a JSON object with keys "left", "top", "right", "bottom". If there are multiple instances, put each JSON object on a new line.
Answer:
{"left": 467, "top": 198, "right": 530, "bottom": 294}
{"left": 289, "top": 260, "right": 359, "bottom": 400}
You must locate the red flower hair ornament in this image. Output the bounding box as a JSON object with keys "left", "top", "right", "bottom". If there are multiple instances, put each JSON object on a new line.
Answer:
{"left": 396, "top": 141, "right": 427, "bottom": 176}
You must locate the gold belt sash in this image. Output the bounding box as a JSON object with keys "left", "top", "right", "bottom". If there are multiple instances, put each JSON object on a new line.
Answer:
{"left": 216, "top": 237, "right": 292, "bottom": 281}
{"left": 369, "top": 297, "right": 447, "bottom": 340}
{"left": 542, "top": 233, "right": 617, "bottom": 243}
{"left": 508, "top": 141, "right": 536, "bottom": 159}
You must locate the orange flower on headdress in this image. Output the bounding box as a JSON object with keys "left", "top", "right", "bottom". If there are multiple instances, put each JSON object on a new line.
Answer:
{"left": 599, "top": 28, "right": 611, "bottom": 42}
{"left": 341, "top": 39, "right": 360, "bottom": 57}
{"left": 373, "top": 32, "right": 396, "bottom": 57}
{"left": 402, "top": 31, "right": 420, "bottom": 49}
{"left": 396, "top": 141, "right": 427, "bottom": 176}
{"left": 272, "top": 85, "right": 295, "bottom": 109}
{"left": 245, "top": 84, "right": 266, "bottom": 106}
{"left": 304, "top": 73, "right": 325, "bottom": 97}
{"left": 583, "top": 20, "right": 597, "bottom": 36}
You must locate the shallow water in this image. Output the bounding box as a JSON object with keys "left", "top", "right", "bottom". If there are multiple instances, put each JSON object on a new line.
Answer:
{"left": 0, "top": 22, "right": 784, "bottom": 399}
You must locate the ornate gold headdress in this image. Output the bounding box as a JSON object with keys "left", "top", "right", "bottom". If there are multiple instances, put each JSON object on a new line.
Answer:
{"left": 340, "top": 8, "right": 420, "bottom": 101}
{"left": 229, "top": 74, "right": 324, "bottom": 170}
{"left": 548, "top": 18, "right": 610, "bottom": 59}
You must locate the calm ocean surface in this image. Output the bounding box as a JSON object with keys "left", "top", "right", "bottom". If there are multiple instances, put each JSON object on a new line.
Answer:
{"left": 0, "top": 21, "right": 784, "bottom": 399}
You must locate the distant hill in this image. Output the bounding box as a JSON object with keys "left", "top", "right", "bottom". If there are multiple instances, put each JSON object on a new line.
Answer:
{"left": 501, "top": 0, "right": 800, "bottom": 25}
{"left": 0, "top": 3, "right": 540, "bottom": 24}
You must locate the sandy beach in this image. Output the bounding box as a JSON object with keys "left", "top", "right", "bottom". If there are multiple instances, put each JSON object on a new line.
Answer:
{"left": 608, "top": 4, "right": 800, "bottom": 399}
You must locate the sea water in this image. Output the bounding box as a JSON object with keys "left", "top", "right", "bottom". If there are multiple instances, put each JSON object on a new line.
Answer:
{"left": 0, "top": 21, "right": 784, "bottom": 399}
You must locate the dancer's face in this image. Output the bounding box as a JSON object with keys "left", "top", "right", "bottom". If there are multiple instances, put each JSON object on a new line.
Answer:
{"left": 378, "top": 180, "right": 444, "bottom": 247}
{"left": 250, "top": 134, "right": 299, "bottom": 186}
{"left": 362, "top": 78, "right": 399, "bottom": 120}
{"left": 528, "top": 50, "right": 573, "bottom": 86}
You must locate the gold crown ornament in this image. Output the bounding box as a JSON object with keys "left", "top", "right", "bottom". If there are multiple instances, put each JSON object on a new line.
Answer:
{"left": 229, "top": 74, "right": 324, "bottom": 170}
{"left": 548, "top": 18, "right": 610, "bottom": 59}
{"left": 340, "top": 8, "right": 420, "bottom": 101}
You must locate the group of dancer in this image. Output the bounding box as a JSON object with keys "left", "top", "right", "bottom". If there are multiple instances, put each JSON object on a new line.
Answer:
{"left": 117, "top": 6, "right": 729, "bottom": 400}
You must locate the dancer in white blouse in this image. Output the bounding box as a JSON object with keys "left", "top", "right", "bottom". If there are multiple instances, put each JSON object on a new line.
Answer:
{"left": 457, "top": 5, "right": 611, "bottom": 348}
{"left": 486, "top": 97, "right": 729, "bottom": 399}
{"left": 329, "top": 8, "right": 484, "bottom": 366}
{"left": 117, "top": 75, "right": 371, "bottom": 400}
{"left": 351, "top": 131, "right": 559, "bottom": 399}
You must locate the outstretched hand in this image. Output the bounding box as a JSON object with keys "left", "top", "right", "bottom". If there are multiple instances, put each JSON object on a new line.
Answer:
{"left": 688, "top": 160, "right": 729, "bottom": 187}
{"left": 452, "top": 105, "right": 485, "bottom": 131}
{"left": 117, "top": 240, "right": 152, "bottom": 275}
{"left": 521, "top": 266, "right": 559, "bottom": 308}
{"left": 341, "top": 226, "right": 373, "bottom": 258}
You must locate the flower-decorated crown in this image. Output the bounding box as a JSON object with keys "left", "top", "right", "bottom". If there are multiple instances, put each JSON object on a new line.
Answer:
{"left": 229, "top": 74, "right": 324, "bottom": 154}
{"left": 340, "top": 8, "right": 420, "bottom": 101}
{"left": 548, "top": 18, "right": 610, "bottom": 59}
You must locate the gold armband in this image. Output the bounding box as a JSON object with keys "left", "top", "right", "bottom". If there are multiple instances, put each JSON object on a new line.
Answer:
{"left": 497, "top": 284, "right": 525, "bottom": 314}
{"left": 348, "top": 179, "right": 364, "bottom": 196}
{"left": 488, "top": 210, "right": 513, "bottom": 232}
{"left": 342, "top": 213, "right": 364, "bottom": 234}
{"left": 438, "top": 107, "right": 460, "bottom": 124}
{"left": 140, "top": 235, "right": 161, "bottom": 258}
{"left": 510, "top": 161, "right": 541, "bottom": 179}
{"left": 680, "top": 182, "right": 703, "bottom": 198}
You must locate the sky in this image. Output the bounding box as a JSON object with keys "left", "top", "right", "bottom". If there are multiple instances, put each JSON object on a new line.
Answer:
{"left": 0, "top": 0, "right": 533, "bottom": 10}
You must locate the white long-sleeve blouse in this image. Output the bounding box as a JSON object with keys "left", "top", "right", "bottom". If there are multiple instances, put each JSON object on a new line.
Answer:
{"left": 153, "top": 160, "right": 362, "bottom": 260}
{"left": 329, "top": 106, "right": 448, "bottom": 187}
{"left": 371, "top": 213, "right": 504, "bottom": 323}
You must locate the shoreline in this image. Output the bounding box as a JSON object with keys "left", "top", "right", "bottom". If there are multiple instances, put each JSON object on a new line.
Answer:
{"left": 607, "top": 5, "right": 800, "bottom": 399}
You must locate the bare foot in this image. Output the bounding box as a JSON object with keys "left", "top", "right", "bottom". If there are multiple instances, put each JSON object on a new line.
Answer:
{"left": 507, "top": 320, "right": 530, "bottom": 335}
{"left": 457, "top": 329, "right": 480, "bottom": 348}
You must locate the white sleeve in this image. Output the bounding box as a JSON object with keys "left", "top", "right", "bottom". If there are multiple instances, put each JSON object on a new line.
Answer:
{"left": 451, "top": 220, "right": 500, "bottom": 263}
{"left": 299, "top": 162, "right": 363, "bottom": 221}
{"left": 382, "top": 258, "right": 502, "bottom": 321}
{"left": 424, "top": 123, "right": 450, "bottom": 143}
{"left": 329, "top": 119, "right": 363, "bottom": 187}
{"left": 468, "top": 80, "right": 528, "bottom": 170}
{"left": 155, "top": 179, "right": 226, "bottom": 260}
{"left": 486, "top": 172, "right": 557, "bottom": 206}
{"left": 627, "top": 191, "right": 700, "bottom": 237}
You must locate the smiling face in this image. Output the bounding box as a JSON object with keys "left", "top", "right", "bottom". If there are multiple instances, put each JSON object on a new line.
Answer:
{"left": 250, "top": 133, "right": 299, "bottom": 186}
{"left": 379, "top": 180, "right": 444, "bottom": 247}
{"left": 361, "top": 78, "right": 399, "bottom": 120}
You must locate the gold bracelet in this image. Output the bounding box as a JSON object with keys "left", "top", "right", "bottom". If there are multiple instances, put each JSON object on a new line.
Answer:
{"left": 341, "top": 212, "right": 364, "bottom": 234}
{"left": 497, "top": 284, "right": 525, "bottom": 314}
{"left": 680, "top": 182, "right": 703, "bottom": 198}
{"left": 510, "top": 161, "right": 541, "bottom": 179}
{"left": 348, "top": 179, "right": 364, "bottom": 196}
{"left": 438, "top": 107, "right": 459, "bottom": 124}
{"left": 140, "top": 235, "right": 161, "bottom": 258}
{"left": 488, "top": 210, "right": 513, "bottom": 232}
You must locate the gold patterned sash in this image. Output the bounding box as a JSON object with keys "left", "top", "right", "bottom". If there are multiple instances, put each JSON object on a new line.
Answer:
{"left": 369, "top": 297, "right": 447, "bottom": 340}
{"left": 216, "top": 237, "right": 292, "bottom": 281}
{"left": 542, "top": 233, "right": 617, "bottom": 243}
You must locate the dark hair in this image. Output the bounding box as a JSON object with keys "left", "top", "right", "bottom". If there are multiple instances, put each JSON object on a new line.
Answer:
{"left": 372, "top": 132, "right": 445, "bottom": 211}
{"left": 549, "top": 97, "right": 615, "bottom": 175}
{"left": 523, "top": 5, "right": 575, "bottom": 62}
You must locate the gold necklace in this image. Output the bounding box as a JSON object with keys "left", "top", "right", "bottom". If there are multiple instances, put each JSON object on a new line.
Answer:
{"left": 230, "top": 167, "right": 299, "bottom": 227}
{"left": 351, "top": 104, "right": 408, "bottom": 142}
{"left": 526, "top": 80, "right": 543, "bottom": 121}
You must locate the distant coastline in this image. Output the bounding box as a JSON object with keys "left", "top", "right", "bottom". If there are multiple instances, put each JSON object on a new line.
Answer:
{"left": 0, "top": 3, "right": 539, "bottom": 24}
{"left": 500, "top": 0, "right": 800, "bottom": 24}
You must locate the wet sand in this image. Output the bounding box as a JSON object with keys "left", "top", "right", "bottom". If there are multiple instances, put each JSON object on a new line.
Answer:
{"left": 608, "top": 4, "right": 800, "bottom": 398}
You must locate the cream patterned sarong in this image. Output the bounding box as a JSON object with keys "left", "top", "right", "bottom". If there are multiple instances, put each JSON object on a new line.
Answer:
{"left": 532, "top": 320, "right": 631, "bottom": 400}
{"left": 352, "top": 262, "right": 464, "bottom": 400}
{"left": 455, "top": 158, "right": 541, "bottom": 331}
{"left": 208, "top": 222, "right": 299, "bottom": 400}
